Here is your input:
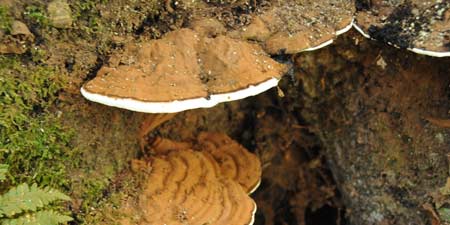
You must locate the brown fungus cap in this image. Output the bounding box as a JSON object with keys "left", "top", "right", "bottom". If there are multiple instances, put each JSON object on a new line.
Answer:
{"left": 190, "top": 17, "right": 227, "bottom": 37}
{"left": 134, "top": 149, "right": 256, "bottom": 225}
{"left": 149, "top": 136, "right": 193, "bottom": 155}
{"left": 240, "top": 0, "right": 354, "bottom": 54}
{"left": 354, "top": 0, "right": 450, "bottom": 57}
{"left": 81, "top": 29, "right": 287, "bottom": 113}
{"left": 150, "top": 132, "right": 262, "bottom": 194}
{"left": 197, "top": 132, "right": 262, "bottom": 194}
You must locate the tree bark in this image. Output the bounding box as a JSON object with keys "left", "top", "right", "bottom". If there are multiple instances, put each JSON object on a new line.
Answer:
{"left": 296, "top": 32, "right": 450, "bottom": 225}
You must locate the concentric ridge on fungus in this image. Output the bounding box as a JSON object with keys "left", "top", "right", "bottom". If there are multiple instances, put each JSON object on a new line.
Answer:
{"left": 151, "top": 132, "right": 262, "bottom": 194}
{"left": 134, "top": 148, "right": 258, "bottom": 225}
{"left": 150, "top": 132, "right": 262, "bottom": 195}
{"left": 197, "top": 132, "right": 262, "bottom": 194}
{"left": 123, "top": 133, "right": 262, "bottom": 224}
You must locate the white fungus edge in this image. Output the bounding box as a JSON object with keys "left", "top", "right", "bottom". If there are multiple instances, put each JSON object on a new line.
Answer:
{"left": 300, "top": 18, "right": 354, "bottom": 53}
{"left": 353, "top": 22, "right": 450, "bottom": 57}
{"left": 352, "top": 22, "right": 371, "bottom": 39}
{"left": 80, "top": 77, "right": 280, "bottom": 113}
{"left": 302, "top": 39, "right": 334, "bottom": 52}
{"left": 409, "top": 47, "right": 450, "bottom": 58}
{"left": 247, "top": 178, "right": 262, "bottom": 195}
{"left": 249, "top": 201, "right": 257, "bottom": 225}
{"left": 336, "top": 18, "right": 354, "bottom": 36}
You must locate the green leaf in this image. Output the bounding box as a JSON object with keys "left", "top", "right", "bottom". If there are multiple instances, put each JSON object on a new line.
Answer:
{"left": 0, "top": 164, "right": 8, "bottom": 181}
{"left": 0, "top": 183, "right": 71, "bottom": 217}
{"left": 439, "top": 207, "right": 450, "bottom": 223}
{"left": 1, "top": 210, "right": 72, "bottom": 225}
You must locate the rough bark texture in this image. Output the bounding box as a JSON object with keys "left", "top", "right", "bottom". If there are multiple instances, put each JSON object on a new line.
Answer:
{"left": 296, "top": 31, "right": 450, "bottom": 225}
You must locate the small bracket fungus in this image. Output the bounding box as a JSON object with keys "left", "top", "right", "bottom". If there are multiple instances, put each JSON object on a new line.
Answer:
{"left": 239, "top": 0, "right": 354, "bottom": 54}
{"left": 81, "top": 28, "right": 287, "bottom": 113}
{"left": 150, "top": 132, "right": 262, "bottom": 195}
{"left": 138, "top": 150, "right": 256, "bottom": 225}
{"left": 354, "top": 1, "right": 450, "bottom": 57}
{"left": 131, "top": 133, "right": 261, "bottom": 225}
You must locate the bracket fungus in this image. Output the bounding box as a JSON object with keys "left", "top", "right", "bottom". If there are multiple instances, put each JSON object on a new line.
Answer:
{"left": 354, "top": 0, "right": 450, "bottom": 57}
{"left": 130, "top": 133, "right": 261, "bottom": 225}
{"left": 239, "top": 0, "right": 354, "bottom": 54}
{"left": 149, "top": 132, "right": 262, "bottom": 195}
{"left": 81, "top": 28, "right": 287, "bottom": 113}
{"left": 197, "top": 132, "right": 262, "bottom": 194}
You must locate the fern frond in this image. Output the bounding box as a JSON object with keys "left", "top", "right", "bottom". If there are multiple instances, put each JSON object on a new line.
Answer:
{"left": 1, "top": 210, "right": 73, "bottom": 225}
{"left": 0, "top": 164, "right": 8, "bottom": 181}
{"left": 0, "top": 183, "right": 70, "bottom": 217}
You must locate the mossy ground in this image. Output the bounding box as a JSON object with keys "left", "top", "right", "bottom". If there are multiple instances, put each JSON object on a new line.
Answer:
{"left": 1, "top": 0, "right": 161, "bottom": 223}
{"left": 0, "top": 6, "right": 12, "bottom": 32}
{"left": 0, "top": 55, "right": 72, "bottom": 188}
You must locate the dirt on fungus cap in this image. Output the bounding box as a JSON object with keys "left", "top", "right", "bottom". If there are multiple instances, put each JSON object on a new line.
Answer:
{"left": 133, "top": 149, "right": 257, "bottom": 225}
{"left": 239, "top": 0, "right": 354, "bottom": 54}
{"left": 81, "top": 28, "right": 287, "bottom": 113}
{"left": 354, "top": 1, "right": 450, "bottom": 57}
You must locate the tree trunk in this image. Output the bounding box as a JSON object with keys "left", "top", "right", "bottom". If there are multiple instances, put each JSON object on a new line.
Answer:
{"left": 296, "top": 32, "right": 450, "bottom": 225}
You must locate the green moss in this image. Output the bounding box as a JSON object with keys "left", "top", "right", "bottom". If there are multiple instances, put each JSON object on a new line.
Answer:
{"left": 0, "top": 56, "right": 74, "bottom": 190}
{"left": 72, "top": 0, "right": 162, "bottom": 35}
{"left": 82, "top": 172, "right": 141, "bottom": 224}
{"left": 3, "top": 1, "right": 169, "bottom": 222}
{"left": 80, "top": 173, "right": 112, "bottom": 208}
{"left": 0, "top": 6, "right": 12, "bottom": 33}
{"left": 439, "top": 208, "right": 450, "bottom": 223}
{"left": 24, "top": 5, "right": 50, "bottom": 27}
{"left": 29, "top": 47, "right": 48, "bottom": 63}
{"left": 71, "top": 0, "right": 103, "bottom": 35}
